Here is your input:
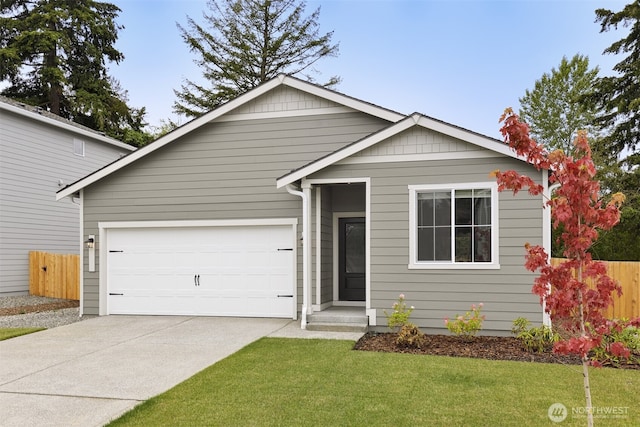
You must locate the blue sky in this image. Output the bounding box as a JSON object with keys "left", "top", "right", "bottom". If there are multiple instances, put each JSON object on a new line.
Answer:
{"left": 110, "top": 0, "right": 628, "bottom": 138}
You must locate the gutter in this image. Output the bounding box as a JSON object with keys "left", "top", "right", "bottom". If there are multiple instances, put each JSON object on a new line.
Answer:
{"left": 285, "top": 184, "right": 310, "bottom": 329}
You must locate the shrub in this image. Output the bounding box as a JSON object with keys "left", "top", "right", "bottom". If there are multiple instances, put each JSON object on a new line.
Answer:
{"left": 591, "top": 319, "right": 640, "bottom": 367}
{"left": 396, "top": 323, "right": 426, "bottom": 348}
{"left": 444, "top": 303, "right": 485, "bottom": 339}
{"left": 511, "top": 317, "right": 559, "bottom": 353}
{"left": 384, "top": 294, "right": 426, "bottom": 348}
{"left": 384, "top": 293, "right": 415, "bottom": 330}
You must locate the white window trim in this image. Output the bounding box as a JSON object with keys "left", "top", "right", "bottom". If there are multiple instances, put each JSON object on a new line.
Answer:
{"left": 408, "top": 182, "right": 500, "bottom": 270}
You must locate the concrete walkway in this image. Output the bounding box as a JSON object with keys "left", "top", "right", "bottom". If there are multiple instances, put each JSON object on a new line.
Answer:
{"left": 0, "top": 316, "right": 364, "bottom": 427}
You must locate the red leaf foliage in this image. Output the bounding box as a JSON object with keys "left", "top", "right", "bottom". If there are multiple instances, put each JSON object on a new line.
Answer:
{"left": 494, "top": 109, "right": 636, "bottom": 362}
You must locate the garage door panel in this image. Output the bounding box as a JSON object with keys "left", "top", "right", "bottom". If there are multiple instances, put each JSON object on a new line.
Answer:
{"left": 106, "top": 224, "right": 295, "bottom": 318}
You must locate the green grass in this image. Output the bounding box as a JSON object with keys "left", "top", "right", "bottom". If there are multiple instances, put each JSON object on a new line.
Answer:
{"left": 108, "top": 338, "right": 640, "bottom": 426}
{"left": 0, "top": 327, "right": 45, "bottom": 340}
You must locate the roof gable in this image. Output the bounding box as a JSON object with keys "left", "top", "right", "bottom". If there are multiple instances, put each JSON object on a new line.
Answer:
{"left": 56, "top": 74, "right": 404, "bottom": 200}
{"left": 276, "top": 113, "right": 529, "bottom": 188}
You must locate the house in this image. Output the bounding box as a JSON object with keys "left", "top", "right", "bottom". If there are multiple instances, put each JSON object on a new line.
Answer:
{"left": 0, "top": 96, "right": 135, "bottom": 296}
{"left": 56, "top": 75, "right": 551, "bottom": 334}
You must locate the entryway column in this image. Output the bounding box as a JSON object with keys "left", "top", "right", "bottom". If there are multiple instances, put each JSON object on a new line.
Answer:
{"left": 302, "top": 182, "right": 313, "bottom": 325}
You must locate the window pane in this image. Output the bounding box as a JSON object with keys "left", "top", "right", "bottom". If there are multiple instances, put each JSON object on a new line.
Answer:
{"left": 474, "top": 188, "right": 491, "bottom": 198}
{"left": 454, "top": 227, "right": 472, "bottom": 262}
{"left": 417, "top": 228, "right": 434, "bottom": 261}
{"left": 474, "top": 191, "right": 491, "bottom": 226}
{"left": 434, "top": 227, "right": 451, "bottom": 261}
{"left": 455, "top": 195, "right": 472, "bottom": 225}
{"left": 434, "top": 192, "right": 451, "bottom": 226}
{"left": 345, "top": 223, "right": 365, "bottom": 273}
{"left": 414, "top": 187, "right": 493, "bottom": 264}
{"left": 474, "top": 226, "right": 492, "bottom": 262}
{"left": 417, "top": 195, "right": 434, "bottom": 226}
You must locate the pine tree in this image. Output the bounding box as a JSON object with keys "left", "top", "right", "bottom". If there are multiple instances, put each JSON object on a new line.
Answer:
{"left": 589, "top": 1, "right": 640, "bottom": 260}
{"left": 0, "top": 0, "right": 151, "bottom": 146}
{"left": 594, "top": 1, "right": 640, "bottom": 159}
{"left": 174, "top": 0, "right": 339, "bottom": 118}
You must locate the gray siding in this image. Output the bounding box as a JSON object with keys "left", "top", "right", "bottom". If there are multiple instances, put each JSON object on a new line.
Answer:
{"left": 0, "top": 107, "right": 131, "bottom": 295}
{"left": 81, "top": 112, "right": 390, "bottom": 314}
{"left": 308, "top": 155, "right": 544, "bottom": 334}
{"left": 320, "top": 186, "right": 333, "bottom": 304}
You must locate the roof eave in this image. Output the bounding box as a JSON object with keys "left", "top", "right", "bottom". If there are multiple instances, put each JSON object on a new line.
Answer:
{"left": 57, "top": 75, "right": 406, "bottom": 199}
{"left": 0, "top": 101, "right": 135, "bottom": 151}
{"left": 276, "top": 113, "right": 533, "bottom": 189}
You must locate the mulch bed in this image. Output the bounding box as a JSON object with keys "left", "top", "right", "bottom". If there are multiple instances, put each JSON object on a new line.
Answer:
{"left": 0, "top": 300, "right": 79, "bottom": 316}
{"left": 354, "top": 332, "right": 640, "bottom": 370}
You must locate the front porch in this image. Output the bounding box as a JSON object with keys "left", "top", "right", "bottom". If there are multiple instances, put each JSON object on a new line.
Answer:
{"left": 296, "top": 180, "right": 373, "bottom": 331}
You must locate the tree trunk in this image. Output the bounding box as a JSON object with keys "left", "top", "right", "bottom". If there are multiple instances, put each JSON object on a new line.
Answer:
{"left": 45, "top": 21, "right": 61, "bottom": 115}
{"left": 582, "top": 357, "right": 594, "bottom": 427}
{"left": 577, "top": 262, "right": 594, "bottom": 427}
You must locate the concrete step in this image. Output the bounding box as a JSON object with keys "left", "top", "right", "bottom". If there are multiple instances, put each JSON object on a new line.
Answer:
{"left": 306, "top": 322, "right": 368, "bottom": 333}
{"left": 308, "top": 312, "right": 368, "bottom": 324}
{"left": 306, "top": 308, "right": 368, "bottom": 333}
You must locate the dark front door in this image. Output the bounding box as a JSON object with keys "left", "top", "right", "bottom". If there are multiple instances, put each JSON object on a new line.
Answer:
{"left": 338, "top": 217, "right": 365, "bottom": 301}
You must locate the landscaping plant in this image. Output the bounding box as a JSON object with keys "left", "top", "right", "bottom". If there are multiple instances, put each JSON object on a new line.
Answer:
{"left": 591, "top": 319, "right": 640, "bottom": 367}
{"left": 444, "top": 303, "right": 485, "bottom": 339}
{"left": 384, "top": 293, "right": 425, "bottom": 348}
{"left": 493, "top": 108, "right": 640, "bottom": 427}
{"left": 511, "top": 317, "right": 559, "bottom": 353}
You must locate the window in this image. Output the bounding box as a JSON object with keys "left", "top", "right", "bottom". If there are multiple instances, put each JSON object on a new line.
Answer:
{"left": 73, "top": 139, "right": 85, "bottom": 156}
{"left": 409, "top": 183, "right": 499, "bottom": 269}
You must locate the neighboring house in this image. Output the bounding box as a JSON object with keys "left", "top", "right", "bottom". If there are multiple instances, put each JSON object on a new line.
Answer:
{"left": 0, "top": 96, "right": 135, "bottom": 296}
{"left": 57, "top": 75, "right": 551, "bottom": 334}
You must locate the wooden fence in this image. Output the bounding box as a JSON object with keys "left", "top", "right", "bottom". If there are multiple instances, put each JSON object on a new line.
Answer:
{"left": 29, "top": 251, "right": 80, "bottom": 300}
{"left": 551, "top": 258, "right": 640, "bottom": 319}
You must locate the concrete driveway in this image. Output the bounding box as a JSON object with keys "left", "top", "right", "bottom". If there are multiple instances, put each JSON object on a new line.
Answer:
{"left": 0, "top": 315, "right": 295, "bottom": 427}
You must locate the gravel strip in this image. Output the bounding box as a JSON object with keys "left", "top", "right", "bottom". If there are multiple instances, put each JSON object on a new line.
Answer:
{"left": 0, "top": 295, "right": 85, "bottom": 329}
{"left": 0, "top": 307, "right": 83, "bottom": 329}
{"left": 0, "top": 295, "right": 70, "bottom": 309}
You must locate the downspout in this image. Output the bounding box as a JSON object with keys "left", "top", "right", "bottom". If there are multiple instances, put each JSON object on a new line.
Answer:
{"left": 286, "top": 184, "right": 310, "bottom": 329}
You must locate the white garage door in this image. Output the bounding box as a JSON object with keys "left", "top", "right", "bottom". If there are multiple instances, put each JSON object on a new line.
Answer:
{"left": 106, "top": 224, "right": 295, "bottom": 317}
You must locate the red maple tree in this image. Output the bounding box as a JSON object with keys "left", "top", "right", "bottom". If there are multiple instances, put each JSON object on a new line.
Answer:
{"left": 493, "top": 108, "right": 636, "bottom": 426}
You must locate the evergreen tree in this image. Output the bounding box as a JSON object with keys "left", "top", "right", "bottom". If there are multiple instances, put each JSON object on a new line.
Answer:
{"left": 594, "top": 1, "right": 640, "bottom": 160}
{"left": 519, "top": 54, "right": 601, "bottom": 155}
{"left": 590, "top": 1, "right": 640, "bottom": 260}
{"left": 174, "top": 0, "right": 339, "bottom": 118}
{"left": 0, "top": 0, "right": 151, "bottom": 146}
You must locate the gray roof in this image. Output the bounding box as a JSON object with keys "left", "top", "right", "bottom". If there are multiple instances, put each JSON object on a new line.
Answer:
{"left": 0, "top": 95, "right": 135, "bottom": 151}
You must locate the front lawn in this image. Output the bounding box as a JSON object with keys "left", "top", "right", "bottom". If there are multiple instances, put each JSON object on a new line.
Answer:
{"left": 0, "top": 327, "right": 45, "bottom": 341}
{"left": 109, "top": 338, "right": 639, "bottom": 426}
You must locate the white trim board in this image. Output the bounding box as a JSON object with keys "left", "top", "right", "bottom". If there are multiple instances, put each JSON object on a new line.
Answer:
{"left": 338, "top": 150, "right": 502, "bottom": 165}
{"left": 277, "top": 113, "right": 529, "bottom": 189}
{"left": 98, "top": 218, "right": 298, "bottom": 229}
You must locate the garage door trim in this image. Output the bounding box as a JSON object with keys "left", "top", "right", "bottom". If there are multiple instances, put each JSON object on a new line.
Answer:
{"left": 98, "top": 219, "right": 298, "bottom": 317}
